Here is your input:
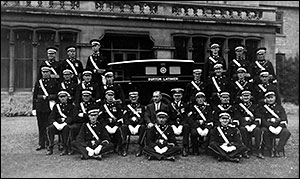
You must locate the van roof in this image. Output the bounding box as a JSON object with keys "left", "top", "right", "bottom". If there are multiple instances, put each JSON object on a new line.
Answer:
{"left": 108, "top": 59, "right": 195, "bottom": 66}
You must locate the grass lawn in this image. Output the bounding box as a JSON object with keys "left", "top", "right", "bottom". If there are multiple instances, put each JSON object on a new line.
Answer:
{"left": 1, "top": 103, "right": 299, "bottom": 178}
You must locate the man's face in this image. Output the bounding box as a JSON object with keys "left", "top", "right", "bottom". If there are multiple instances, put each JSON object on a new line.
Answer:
{"left": 92, "top": 44, "right": 100, "bottom": 52}
{"left": 211, "top": 47, "right": 219, "bottom": 55}
{"left": 105, "top": 76, "right": 114, "bottom": 84}
{"left": 235, "top": 50, "right": 243, "bottom": 58}
{"left": 106, "top": 93, "right": 114, "bottom": 102}
{"left": 196, "top": 96, "right": 205, "bottom": 104}
{"left": 257, "top": 53, "right": 265, "bottom": 61}
{"left": 152, "top": 92, "right": 162, "bottom": 103}
{"left": 58, "top": 95, "right": 68, "bottom": 103}
{"left": 265, "top": 95, "right": 276, "bottom": 104}
{"left": 214, "top": 67, "right": 223, "bottom": 76}
{"left": 260, "top": 75, "right": 270, "bottom": 84}
{"left": 67, "top": 50, "right": 76, "bottom": 58}
{"left": 193, "top": 72, "right": 201, "bottom": 81}
{"left": 47, "top": 52, "right": 56, "bottom": 60}
{"left": 83, "top": 75, "right": 92, "bottom": 82}
{"left": 173, "top": 93, "right": 182, "bottom": 102}
{"left": 220, "top": 95, "right": 230, "bottom": 104}
{"left": 89, "top": 113, "right": 98, "bottom": 124}
{"left": 82, "top": 94, "right": 92, "bottom": 102}
{"left": 129, "top": 95, "right": 139, "bottom": 103}
{"left": 220, "top": 117, "right": 230, "bottom": 126}
{"left": 237, "top": 72, "right": 246, "bottom": 79}
{"left": 241, "top": 94, "right": 251, "bottom": 103}
{"left": 63, "top": 74, "right": 72, "bottom": 81}
{"left": 42, "top": 71, "right": 51, "bottom": 78}
{"left": 157, "top": 115, "right": 167, "bottom": 125}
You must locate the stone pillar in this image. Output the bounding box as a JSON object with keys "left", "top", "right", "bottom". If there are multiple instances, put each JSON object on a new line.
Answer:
{"left": 32, "top": 30, "right": 38, "bottom": 91}
{"left": 8, "top": 30, "right": 15, "bottom": 94}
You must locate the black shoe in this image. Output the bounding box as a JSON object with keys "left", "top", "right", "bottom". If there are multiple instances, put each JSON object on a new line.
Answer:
{"left": 257, "top": 153, "right": 265, "bottom": 159}
{"left": 148, "top": 156, "right": 156, "bottom": 160}
{"left": 58, "top": 145, "right": 64, "bottom": 151}
{"left": 36, "top": 146, "right": 45, "bottom": 151}
{"left": 93, "top": 155, "right": 102, "bottom": 160}
{"left": 228, "top": 157, "right": 240, "bottom": 163}
{"left": 60, "top": 149, "right": 68, "bottom": 156}
{"left": 46, "top": 149, "right": 53, "bottom": 155}
{"left": 217, "top": 157, "right": 223, "bottom": 162}
{"left": 274, "top": 151, "right": 280, "bottom": 158}
{"left": 136, "top": 150, "right": 143, "bottom": 157}
{"left": 270, "top": 150, "right": 275, "bottom": 158}
{"left": 242, "top": 153, "right": 250, "bottom": 159}
{"left": 165, "top": 156, "right": 175, "bottom": 162}
{"left": 182, "top": 148, "right": 188, "bottom": 157}
{"left": 68, "top": 150, "right": 75, "bottom": 155}
{"left": 121, "top": 150, "right": 128, "bottom": 157}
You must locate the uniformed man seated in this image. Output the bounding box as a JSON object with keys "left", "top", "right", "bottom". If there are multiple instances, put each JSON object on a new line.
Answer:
{"left": 72, "top": 105, "right": 114, "bottom": 160}
{"left": 208, "top": 112, "right": 248, "bottom": 163}
{"left": 143, "top": 110, "right": 181, "bottom": 161}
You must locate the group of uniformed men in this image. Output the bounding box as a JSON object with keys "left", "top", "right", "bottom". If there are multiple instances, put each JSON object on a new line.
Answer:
{"left": 32, "top": 40, "right": 291, "bottom": 163}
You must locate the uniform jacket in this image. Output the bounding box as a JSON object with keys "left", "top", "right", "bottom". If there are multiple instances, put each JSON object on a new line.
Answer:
{"left": 32, "top": 78, "right": 58, "bottom": 112}
{"left": 60, "top": 58, "right": 84, "bottom": 82}
{"left": 228, "top": 79, "right": 254, "bottom": 104}
{"left": 204, "top": 55, "right": 227, "bottom": 82}
{"left": 253, "top": 82, "right": 281, "bottom": 105}
{"left": 48, "top": 102, "right": 77, "bottom": 124}
{"left": 146, "top": 124, "right": 178, "bottom": 148}
{"left": 212, "top": 103, "right": 235, "bottom": 126}
{"left": 73, "top": 101, "right": 98, "bottom": 124}
{"left": 58, "top": 80, "right": 78, "bottom": 103}
{"left": 233, "top": 102, "right": 260, "bottom": 127}
{"left": 99, "top": 101, "right": 124, "bottom": 127}
{"left": 257, "top": 103, "right": 288, "bottom": 128}
{"left": 205, "top": 74, "right": 230, "bottom": 101}
{"left": 76, "top": 121, "right": 111, "bottom": 148}
{"left": 38, "top": 60, "right": 61, "bottom": 80}
{"left": 123, "top": 102, "right": 146, "bottom": 126}
{"left": 75, "top": 81, "right": 101, "bottom": 104}
{"left": 86, "top": 53, "right": 108, "bottom": 85}
{"left": 251, "top": 60, "right": 276, "bottom": 83}
{"left": 184, "top": 80, "right": 205, "bottom": 104}
{"left": 144, "top": 102, "right": 170, "bottom": 124}
{"left": 227, "top": 58, "right": 253, "bottom": 81}
{"left": 209, "top": 125, "right": 243, "bottom": 146}
{"left": 168, "top": 101, "right": 189, "bottom": 126}
{"left": 100, "top": 83, "right": 126, "bottom": 105}
{"left": 187, "top": 103, "right": 213, "bottom": 129}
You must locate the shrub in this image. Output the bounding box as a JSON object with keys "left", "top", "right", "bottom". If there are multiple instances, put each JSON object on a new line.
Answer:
{"left": 1, "top": 95, "right": 33, "bottom": 117}
{"left": 277, "top": 54, "right": 299, "bottom": 105}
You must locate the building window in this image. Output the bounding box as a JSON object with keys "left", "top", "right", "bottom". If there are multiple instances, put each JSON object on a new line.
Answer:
{"left": 276, "top": 11, "right": 284, "bottom": 34}
{"left": 173, "top": 36, "right": 189, "bottom": 60}
{"left": 192, "top": 36, "right": 208, "bottom": 64}
{"left": 37, "top": 30, "right": 56, "bottom": 67}
{"left": 228, "top": 38, "right": 243, "bottom": 61}
{"left": 59, "top": 31, "right": 77, "bottom": 60}
{"left": 1, "top": 28, "right": 10, "bottom": 90}
{"left": 14, "top": 29, "right": 33, "bottom": 91}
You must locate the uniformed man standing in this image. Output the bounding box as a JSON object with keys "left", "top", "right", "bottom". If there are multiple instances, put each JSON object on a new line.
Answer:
{"left": 251, "top": 47, "right": 277, "bottom": 84}
{"left": 258, "top": 91, "right": 291, "bottom": 158}
{"left": 203, "top": 43, "right": 227, "bottom": 84}
{"left": 187, "top": 92, "right": 214, "bottom": 155}
{"left": 59, "top": 69, "right": 78, "bottom": 104}
{"left": 60, "top": 46, "right": 84, "bottom": 84}
{"left": 32, "top": 66, "right": 59, "bottom": 151}
{"left": 86, "top": 39, "right": 108, "bottom": 89}
{"left": 72, "top": 105, "right": 114, "bottom": 160}
{"left": 37, "top": 47, "right": 61, "bottom": 81}
{"left": 46, "top": 90, "right": 77, "bottom": 155}
{"left": 143, "top": 110, "right": 182, "bottom": 161}
{"left": 99, "top": 90, "right": 124, "bottom": 155}
{"left": 121, "top": 90, "right": 147, "bottom": 157}
{"left": 208, "top": 112, "right": 248, "bottom": 163}
{"left": 184, "top": 69, "right": 205, "bottom": 106}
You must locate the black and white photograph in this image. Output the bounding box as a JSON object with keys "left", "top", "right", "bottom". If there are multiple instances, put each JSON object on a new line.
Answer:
{"left": 1, "top": 1, "right": 298, "bottom": 178}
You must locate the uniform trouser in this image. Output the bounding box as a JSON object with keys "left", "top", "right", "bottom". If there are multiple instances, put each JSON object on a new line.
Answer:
{"left": 261, "top": 127, "right": 291, "bottom": 152}
{"left": 190, "top": 127, "right": 210, "bottom": 152}
{"left": 239, "top": 126, "right": 263, "bottom": 152}
{"left": 107, "top": 127, "right": 123, "bottom": 147}
{"left": 36, "top": 111, "right": 51, "bottom": 147}
{"left": 46, "top": 124, "right": 70, "bottom": 149}
{"left": 69, "top": 123, "right": 83, "bottom": 142}
{"left": 120, "top": 124, "right": 146, "bottom": 145}
{"left": 208, "top": 141, "right": 248, "bottom": 159}
{"left": 173, "top": 124, "right": 190, "bottom": 147}
{"left": 143, "top": 145, "right": 181, "bottom": 160}
{"left": 72, "top": 140, "right": 114, "bottom": 159}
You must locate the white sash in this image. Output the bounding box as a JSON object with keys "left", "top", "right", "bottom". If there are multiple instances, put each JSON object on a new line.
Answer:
{"left": 127, "top": 104, "right": 141, "bottom": 118}
{"left": 39, "top": 79, "right": 49, "bottom": 96}
{"left": 191, "top": 81, "right": 201, "bottom": 91}
{"left": 235, "top": 81, "right": 244, "bottom": 90}
{"left": 217, "top": 105, "right": 225, "bottom": 111}
{"left": 104, "top": 104, "right": 116, "bottom": 120}
{"left": 89, "top": 56, "right": 100, "bottom": 70}
{"left": 56, "top": 104, "right": 67, "bottom": 120}
{"left": 232, "top": 59, "right": 241, "bottom": 67}
{"left": 80, "top": 102, "right": 87, "bottom": 113}
{"left": 264, "top": 104, "right": 280, "bottom": 119}
{"left": 209, "top": 56, "right": 217, "bottom": 63}
{"left": 258, "top": 84, "right": 267, "bottom": 92}
{"left": 212, "top": 77, "right": 221, "bottom": 92}
{"left": 81, "top": 82, "right": 86, "bottom": 89}
{"left": 86, "top": 123, "right": 99, "bottom": 140}
{"left": 45, "top": 61, "right": 58, "bottom": 75}
{"left": 255, "top": 61, "right": 266, "bottom": 71}
{"left": 61, "top": 82, "right": 66, "bottom": 89}
{"left": 239, "top": 103, "right": 254, "bottom": 118}
{"left": 66, "top": 59, "right": 78, "bottom": 76}
{"left": 193, "top": 105, "right": 206, "bottom": 121}
{"left": 217, "top": 126, "right": 230, "bottom": 143}
{"left": 154, "top": 124, "right": 168, "bottom": 140}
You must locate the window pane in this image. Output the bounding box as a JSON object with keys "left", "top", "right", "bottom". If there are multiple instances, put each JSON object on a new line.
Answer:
{"left": 59, "top": 32, "right": 77, "bottom": 60}
{"left": 37, "top": 30, "right": 55, "bottom": 66}
{"left": 169, "top": 66, "right": 181, "bottom": 75}
{"left": 1, "top": 28, "right": 10, "bottom": 89}
{"left": 245, "top": 39, "right": 259, "bottom": 63}
{"left": 145, "top": 66, "right": 157, "bottom": 75}
{"left": 228, "top": 38, "right": 243, "bottom": 62}
{"left": 192, "top": 37, "right": 207, "bottom": 64}
{"left": 174, "top": 36, "right": 189, "bottom": 59}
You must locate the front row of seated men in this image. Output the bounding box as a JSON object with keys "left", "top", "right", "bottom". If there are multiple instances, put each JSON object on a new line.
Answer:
{"left": 43, "top": 86, "right": 290, "bottom": 163}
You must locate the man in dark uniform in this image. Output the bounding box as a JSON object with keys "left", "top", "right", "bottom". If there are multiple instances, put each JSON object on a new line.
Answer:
{"left": 227, "top": 44, "right": 252, "bottom": 81}
{"left": 258, "top": 91, "right": 291, "bottom": 158}
{"left": 58, "top": 69, "right": 78, "bottom": 104}
{"left": 86, "top": 39, "right": 108, "bottom": 89}
{"left": 99, "top": 90, "right": 124, "bottom": 155}
{"left": 68, "top": 89, "right": 97, "bottom": 155}
{"left": 72, "top": 105, "right": 114, "bottom": 160}
{"left": 37, "top": 47, "right": 61, "bottom": 81}
{"left": 121, "top": 90, "right": 147, "bottom": 157}
{"left": 32, "top": 66, "right": 59, "bottom": 151}
{"left": 184, "top": 69, "right": 205, "bottom": 106}
{"left": 75, "top": 69, "right": 101, "bottom": 104}
{"left": 168, "top": 88, "right": 190, "bottom": 157}
{"left": 60, "top": 46, "right": 84, "bottom": 84}
{"left": 208, "top": 112, "right": 248, "bottom": 163}
{"left": 253, "top": 70, "right": 281, "bottom": 105}
{"left": 251, "top": 47, "right": 277, "bottom": 84}
{"left": 203, "top": 43, "right": 227, "bottom": 84}
{"left": 100, "top": 70, "right": 126, "bottom": 105}
{"left": 233, "top": 90, "right": 264, "bottom": 159}
{"left": 228, "top": 67, "right": 254, "bottom": 104}
{"left": 143, "top": 110, "right": 182, "bottom": 161}
{"left": 46, "top": 90, "right": 77, "bottom": 155}
{"left": 187, "top": 92, "right": 213, "bottom": 155}
{"left": 205, "top": 63, "right": 230, "bottom": 105}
